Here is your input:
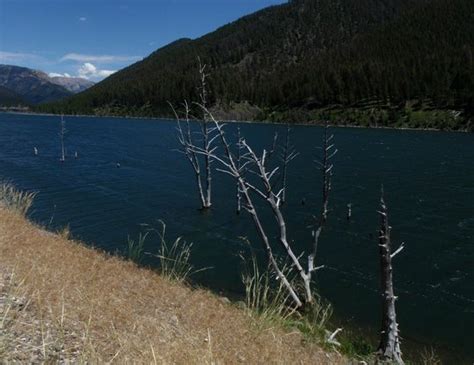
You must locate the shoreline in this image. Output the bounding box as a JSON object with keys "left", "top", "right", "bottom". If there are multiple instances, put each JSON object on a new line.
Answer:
{"left": 2, "top": 109, "right": 470, "bottom": 133}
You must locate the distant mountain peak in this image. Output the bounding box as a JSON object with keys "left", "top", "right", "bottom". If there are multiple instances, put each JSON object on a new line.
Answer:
{"left": 0, "top": 64, "right": 80, "bottom": 105}
{"left": 49, "top": 76, "right": 95, "bottom": 93}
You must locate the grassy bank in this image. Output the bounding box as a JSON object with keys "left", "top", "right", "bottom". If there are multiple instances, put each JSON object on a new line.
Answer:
{"left": 0, "top": 194, "right": 345, "bottom": 363}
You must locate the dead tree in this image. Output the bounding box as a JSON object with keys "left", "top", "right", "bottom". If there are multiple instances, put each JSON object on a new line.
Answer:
{"left": 169, "top": 60, "right": 216, "bottom": 210}
{"left": 59, "top": 115, "right": 66, "bottom": 162}
{"left": 236, "top": 126, "right": 242, "bottom": 214}
{"left": 239, "top": 137, "right": 315, "bottom": 305}
{"left": 198, "top": 59, "right": 213, "bottom": 209}
{"left": 190, "top": 109, "right": 304, "bottom": 307}
{"left": 377, "top": 190, "right": 404, "bottom": 365}
{"left": 306, "top": 122, "right": 337, "bottom": 297}
{"left": 189, "top": 107, "right": 338, "bottom": 308}
{"left": 176, "top": 59, "right": 336, "bottom": 307}
{"left": 171, "top": 102, "right": 206, "bottom": 209}
{"left": 279, "top": 125, "right": 298, "bottom": 205}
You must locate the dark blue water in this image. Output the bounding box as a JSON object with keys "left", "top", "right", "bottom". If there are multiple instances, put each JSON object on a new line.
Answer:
{"left": 0, "top": 112, "right": 473, "bottom": 363}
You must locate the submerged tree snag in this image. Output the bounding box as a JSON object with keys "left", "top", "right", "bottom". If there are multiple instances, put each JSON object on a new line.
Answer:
{"left": 179, "top": 63, "right": 340, "bottom": 309}
{"left": 190, "top": 105, "right": 339, "bottom": 308}
{"left": 236, "top": 126, "right": 242, "bottom": 214}
{"left": 169, "top": 60, "right": 216, "bottom": 210}
{"left": 306, "top": 122, "right": 337, "bottom": 303}
{"left": 193, "top": 111, "right": 304, "bottom": 307}
{"left": 279, "top": 125, "right": 298, "bottom": 205}
{"left": 171, "top": 101, "right": 210, "bottom": 210}
{"left": 377, "top": 191, "right": 404, "bottom": 365}
{"left": 198, "top": 59, "right": 213, "bottom": 209}
{"left": 59, "top": 114, "right": 67, "bottom": 162}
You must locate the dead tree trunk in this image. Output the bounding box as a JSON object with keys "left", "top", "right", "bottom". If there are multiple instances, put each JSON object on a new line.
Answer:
{"left": 198, "top": 59, "right": 212, "bottom": 209}
{"left": 306, "top": 122, "right": 337, "bottom": 302}
{"left": 280, "top": 125, "right": 298, "bottom": 205}
{"left": 170, "top": 101, "right": 209, "bottom": 209}
{"left": 169, "top": 60, "right": 216, "bottom": 210}
{"left": 236, "top": 126, "right": 242, "bottom": 214}
{"left": 377, "top": 191, "right": 404, "bottom": 365}
{"left": 59, "top": 115, "right": 66, "bottom": 162}
{"left": 240, "top": 139, "right": 313, "bottom": 305}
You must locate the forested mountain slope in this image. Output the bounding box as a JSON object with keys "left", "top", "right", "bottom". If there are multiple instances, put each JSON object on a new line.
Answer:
{"left": 0, "top": 86, "right": 26, "bottom": 106}
{"left": 38, "top": 0, "right": 474, "bottom": 130}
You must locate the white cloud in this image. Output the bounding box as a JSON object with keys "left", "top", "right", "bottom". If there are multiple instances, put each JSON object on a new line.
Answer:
{"left": 77, "top": 62, "right": 115, "bottom": 80}
{"left": 79, "top": 16, "right": 87, "bottom": 22}
{"left": 48, "top": 72, "right": 72, "bottom": 78}
{"left": 60, "top": 53, "right": 140, "bottom": 64}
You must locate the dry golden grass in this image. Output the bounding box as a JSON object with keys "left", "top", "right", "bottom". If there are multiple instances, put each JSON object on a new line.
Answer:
{"left": 0, "top": 208, "right": 345, "bottom": 364}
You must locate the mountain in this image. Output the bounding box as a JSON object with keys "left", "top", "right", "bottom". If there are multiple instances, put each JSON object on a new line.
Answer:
{"left": 49, "top": 76, "right": 95, "bottom": 93}
{"left": 37, "top": 0, "right": 474, "bottom": 130}
{"left": 0, "top": 65, "right": 73, "bottom": 104}
{"left": 0, "top": 85, "right": 26, "bottom": 106}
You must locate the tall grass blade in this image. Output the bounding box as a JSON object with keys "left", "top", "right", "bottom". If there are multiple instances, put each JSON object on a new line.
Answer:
{"left": 0, "top": 183, "right": 36, "bottom": 216}
{"left": 127, "top": 232, "right": 149, "bottom": 264}
{"left": 150, "top": 220, "right": 202, "bottom": 282}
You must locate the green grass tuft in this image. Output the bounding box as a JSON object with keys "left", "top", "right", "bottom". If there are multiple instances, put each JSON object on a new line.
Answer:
{"left": 148, "top": 220, "right": 206, "bottom": 282}
{"left": 241, "top": 252, "right": 295, "bottom": 321}
{"left": 127, "top": 232, "right": 148, "bottom": 264}
{"left": 0, "top": 183, "right": 36, "bottom": 216}
{"left": 240, "top": 251, "right": 334, "bottom": 346}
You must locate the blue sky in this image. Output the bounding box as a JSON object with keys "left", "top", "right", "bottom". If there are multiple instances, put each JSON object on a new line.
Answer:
{"left": 0, "top": 0, "right": 286, "bottom": 81}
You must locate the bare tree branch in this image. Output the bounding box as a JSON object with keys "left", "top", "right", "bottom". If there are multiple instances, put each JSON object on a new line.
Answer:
{"left": 326, "top": 328, "right": 343, "bottom": 347}
{"left": 391, "top": 242, "right": 405, "bottom": 259}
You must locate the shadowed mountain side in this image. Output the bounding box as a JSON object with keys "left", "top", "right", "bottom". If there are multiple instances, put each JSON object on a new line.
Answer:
{"left": 37, "top": 0, "right": 473, "bottom": 130}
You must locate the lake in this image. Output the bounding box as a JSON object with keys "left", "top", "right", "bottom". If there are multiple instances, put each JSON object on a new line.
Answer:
{"left": 0, "top": 112, "right": 473, "bottom": 363}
